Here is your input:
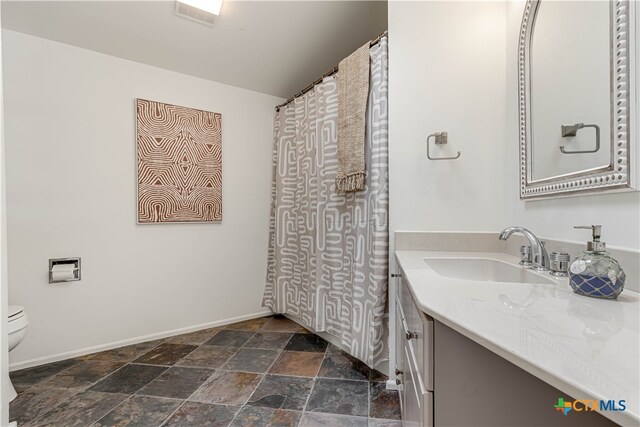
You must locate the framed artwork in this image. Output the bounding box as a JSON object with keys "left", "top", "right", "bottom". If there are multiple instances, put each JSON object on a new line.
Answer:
{"left": 136, "top": 99, "right": 222, "bottom": 223}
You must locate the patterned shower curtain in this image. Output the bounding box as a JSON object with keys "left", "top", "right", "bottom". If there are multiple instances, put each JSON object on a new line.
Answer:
{"left": 263, "top": 37, "right": 388, "bottom": 367}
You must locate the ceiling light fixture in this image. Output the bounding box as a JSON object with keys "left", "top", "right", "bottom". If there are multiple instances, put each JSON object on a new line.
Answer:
{"left": 178, "top": 0, "right": 223, "bottom": 15}
{"left": 175, "top": 0, "right": 223, "bottom": 26}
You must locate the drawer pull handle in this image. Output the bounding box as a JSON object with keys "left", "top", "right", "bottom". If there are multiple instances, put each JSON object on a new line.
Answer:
{"left": 406, "top": 331, "right": 418, "bottom": 340}
{"left": 395, "top": 368, "right": 403, "bottom": 384}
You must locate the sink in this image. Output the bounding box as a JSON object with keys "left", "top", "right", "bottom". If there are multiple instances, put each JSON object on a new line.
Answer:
{"left": 423, "top": 257, "right": 556, "bottom": 285}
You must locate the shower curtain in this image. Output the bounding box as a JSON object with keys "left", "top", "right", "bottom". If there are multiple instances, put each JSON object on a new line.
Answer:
{"left": 263, "top": 37, "right": 388, "bottom": 367}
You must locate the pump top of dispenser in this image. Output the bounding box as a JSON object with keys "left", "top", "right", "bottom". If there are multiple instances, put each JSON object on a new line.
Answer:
{"left": 574, "top": 225, "right": 606, "bottom": 252}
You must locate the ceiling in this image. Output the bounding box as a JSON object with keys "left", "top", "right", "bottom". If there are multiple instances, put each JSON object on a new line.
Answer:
{"left": 1, "top": 1, "right": 387, "bottom": 98}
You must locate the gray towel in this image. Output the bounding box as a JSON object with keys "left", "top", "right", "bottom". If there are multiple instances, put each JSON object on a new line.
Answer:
{"left": 336, "top": 42, "right": 370, "bottom": 194}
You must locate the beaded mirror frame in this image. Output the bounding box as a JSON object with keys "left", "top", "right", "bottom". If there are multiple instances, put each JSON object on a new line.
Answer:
{"left": 518, "top": 0, "right": 637, "bottom": 199}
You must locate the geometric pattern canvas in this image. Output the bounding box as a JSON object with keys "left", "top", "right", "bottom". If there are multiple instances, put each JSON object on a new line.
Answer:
{"left": 136, "top": 99, "right": 222, "bottom": 223}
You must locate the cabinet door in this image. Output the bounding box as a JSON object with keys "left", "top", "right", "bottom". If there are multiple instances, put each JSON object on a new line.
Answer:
{"left": 433, "top": 321, "right": 614, "bottom": 427}
{"left": 402, "top": 344, "right": 422, "bottom": 427}
{"left": 401, "top": 278, "right": 434, "bottom": 391}
{"left": 395, "top": 298, "right": 405, "bottom": 413}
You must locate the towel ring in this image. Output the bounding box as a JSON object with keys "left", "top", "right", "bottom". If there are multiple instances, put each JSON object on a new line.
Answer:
{"left": 426, "top": 132, "right": 461, "bottom": 160}
{"left": 559, "top": 123, "right": 601, "bottom": 154}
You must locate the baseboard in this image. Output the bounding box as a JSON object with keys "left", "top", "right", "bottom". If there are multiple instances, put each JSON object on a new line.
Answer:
{"left": 9, "top": 309, "right": 273, "bottom": 371}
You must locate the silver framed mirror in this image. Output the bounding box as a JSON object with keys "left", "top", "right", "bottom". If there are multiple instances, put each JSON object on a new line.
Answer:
{"left": 518, "top": 0, "right": 637, "bottom": 199}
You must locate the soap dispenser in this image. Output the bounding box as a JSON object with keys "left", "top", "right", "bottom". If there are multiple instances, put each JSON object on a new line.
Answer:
{"left": 569, "top": 225, "right": 626, "bottom": 299}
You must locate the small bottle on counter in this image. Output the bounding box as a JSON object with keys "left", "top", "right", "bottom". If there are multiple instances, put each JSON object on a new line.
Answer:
{"left": 569, "top": 225, "right": 625, "bottom": 299}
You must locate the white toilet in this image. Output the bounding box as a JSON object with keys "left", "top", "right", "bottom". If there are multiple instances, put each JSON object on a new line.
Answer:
{"left": 7, "top": 305, "right": 28, "bottom": 402}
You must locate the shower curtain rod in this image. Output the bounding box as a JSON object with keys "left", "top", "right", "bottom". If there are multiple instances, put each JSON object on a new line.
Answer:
{"left": 275, "top": 30, "right": 388, "bottom": 112}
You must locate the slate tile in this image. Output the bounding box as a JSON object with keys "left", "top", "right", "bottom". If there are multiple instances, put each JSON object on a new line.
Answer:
{"left": 10, "top": 326, "right": 402, "bottom": 426}
{"left": 86, "top": 341, "right": 164, "bottom": 363}
{"left": 224, "top": 317, "right": 270, "bottom": 332}
{"left": 9, "top": 359, "right": 79, "bottom": 392}
{"left": 9, "top": 386, "right": 79, "bottom": 425}
{"left": 269, "top": 351, "right": 324, "bottom": 377}
{"left": 369, "top": 382, "right": 401, "bottom": 420}
{"left": 23, "top": 390, "right": 127, "bottom": 427}
{"left": 137, "top": 366, "right": 213, "bottom": 399}
{"left": 90, "top": 364, "right": 166, "bottom": 394}
{"left": 325, "top": 345, "right": 388, "bottom": 382}
{"left": 369, "top": 369, "right": 389, "bottom": 383}
{"left": 367, "top": 418, "right": 403, "bottom": 427}
{"left": 283, "top": 334, "right": 327, "bottom": 353}
{"left": 133, "top": 343, "right": 197, "bottom": 366}
{"left": 177, "top": 346, "right": 237, "bottom": 369}
{"left": 222, "top": 348, "right": 280, "bottom": 373}
{"left": 317, "top": 350, "right": 372, "bottom": 381}
{"left": 93, "top": 395, "right": 181, "bottom": 427}
{"left": 38, "top": 360, "right": 125, "bottom": 389}
{"left": 299, "top": 412, "right": 368, "bottom": 427}
{"left": 163, "top": 402, "right": 240, "bottom": 427}
{"left": 305, "top": 378, "right": 368, "bottom": 417}
{"left": 204, "top": 330, "right": 255, "bottom": 347}
{"left": 230, "top": 406, "right": 301, "bottom": 427}
{"left": 247, "top": 374, "right": 313, "bottom": 411}
{"left": 189, "top": 370, "right": 262, "bottom": 406}
{"left": 243, "top": 332, "right": 293, "bottom": 350}
{"left": 261, "top": 316, "right": 309, "bottom": 334}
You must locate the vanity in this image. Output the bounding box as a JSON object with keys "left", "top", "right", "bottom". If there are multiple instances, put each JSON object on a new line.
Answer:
{"left": 393, "top": 232, "right": 639, "bottom": 427}
{"left": 390, "top": 0, "right": 639, "bottom": 423}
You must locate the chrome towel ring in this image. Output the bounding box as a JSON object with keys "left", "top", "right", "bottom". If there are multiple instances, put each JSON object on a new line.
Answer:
{"left": 559, "top": 123, "right": 601, "bottom": 154}
{"left": 426, "top": 131, "right": 461, "bottom": 160}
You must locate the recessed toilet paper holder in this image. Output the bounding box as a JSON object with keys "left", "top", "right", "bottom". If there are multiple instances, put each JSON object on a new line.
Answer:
{"left": 49, "top": 257, "right": 81, "bottom": 284}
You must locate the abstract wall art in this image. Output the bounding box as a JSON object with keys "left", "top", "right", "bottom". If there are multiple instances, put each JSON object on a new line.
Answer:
{"left": 136, "top": 99, "right": 222, "bottom": 223}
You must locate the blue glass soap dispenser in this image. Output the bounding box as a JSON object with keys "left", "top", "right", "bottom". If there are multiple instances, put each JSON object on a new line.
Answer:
{"left": 569, "top": 225, "right": 626, "bottom": 299}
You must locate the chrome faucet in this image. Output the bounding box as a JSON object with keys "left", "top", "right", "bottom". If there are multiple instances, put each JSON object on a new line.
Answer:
{"left": 498, "top": 226, "right": 550, "bottom": 272}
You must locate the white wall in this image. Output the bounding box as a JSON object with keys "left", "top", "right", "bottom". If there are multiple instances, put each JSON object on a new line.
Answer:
{"left": 389, "top": 1, "right": 508, "bottom": 237}
{"left": 389, "top": 0, "right": 639, "bottom": 251}
{"left": 506, "top": 1, "right": 640, "bottom": 250}
{"left": 2, "top": 30, "right": 282, "bottom": 368}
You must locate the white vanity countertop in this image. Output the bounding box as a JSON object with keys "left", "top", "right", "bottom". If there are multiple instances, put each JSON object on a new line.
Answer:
{"left": 396, "top": 250, "right": 640, "bottom": 426}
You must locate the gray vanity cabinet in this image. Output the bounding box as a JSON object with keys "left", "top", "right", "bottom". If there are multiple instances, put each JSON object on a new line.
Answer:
{"left": 395, "top": 273, "right": 616, "bottom": 427}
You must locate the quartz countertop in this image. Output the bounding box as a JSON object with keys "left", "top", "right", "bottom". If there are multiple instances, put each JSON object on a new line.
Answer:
{"left": 395, "top": 250, "right": 639, "bottom": 426}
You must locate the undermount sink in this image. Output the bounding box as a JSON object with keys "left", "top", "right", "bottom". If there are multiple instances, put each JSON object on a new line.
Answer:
{"left": 423, "top": 257, "right": 556, "bottom": 285}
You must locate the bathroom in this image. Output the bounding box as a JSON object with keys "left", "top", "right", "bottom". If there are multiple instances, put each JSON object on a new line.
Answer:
{"left": 0, "top": 0, "right": 638, "bottom": 426}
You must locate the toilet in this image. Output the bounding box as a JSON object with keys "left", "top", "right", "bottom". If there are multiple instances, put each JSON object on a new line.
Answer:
{"left": 7, "top": 305, "right": 28, "bottom": 402}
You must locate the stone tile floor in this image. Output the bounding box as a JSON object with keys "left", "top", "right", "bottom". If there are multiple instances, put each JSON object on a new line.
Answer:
{"left": 10, "top": 315, "right": 401, "bottom": 426}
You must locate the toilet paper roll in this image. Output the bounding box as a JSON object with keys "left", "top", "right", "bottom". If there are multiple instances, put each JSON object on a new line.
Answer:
{"left": 51, "top": 263, "right": 76, "bottom": 281}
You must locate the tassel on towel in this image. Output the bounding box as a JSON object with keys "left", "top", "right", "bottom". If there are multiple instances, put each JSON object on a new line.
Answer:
{"left": 336, "top": 173, "right": 366, "bottom": 194}
{"left": 336, "top": 42, "right": 370, "bottom": 195}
